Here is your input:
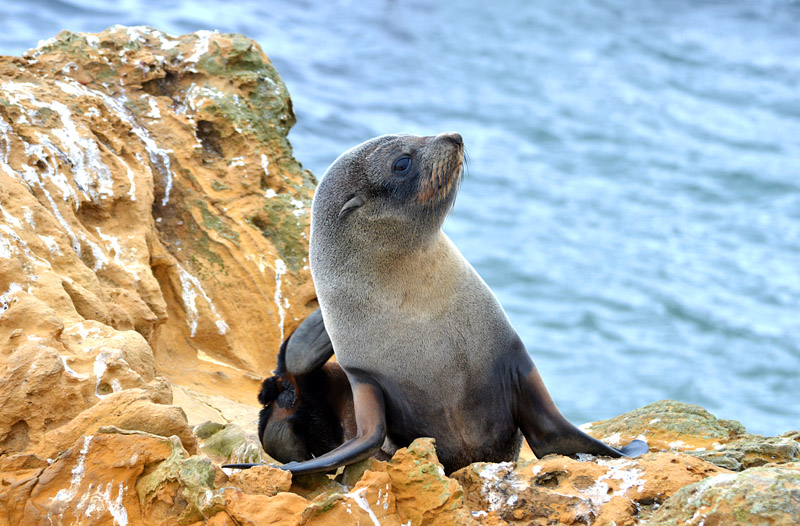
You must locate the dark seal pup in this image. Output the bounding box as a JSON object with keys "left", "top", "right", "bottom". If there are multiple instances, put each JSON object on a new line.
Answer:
{"left": 255, "top": 308, "right": 395, "bottom": 463}
{"left": 228, "top": 132, "right": 647, "bottom": 474}
{"left": 256, "top": 308, "right": 355, "bottom": 463}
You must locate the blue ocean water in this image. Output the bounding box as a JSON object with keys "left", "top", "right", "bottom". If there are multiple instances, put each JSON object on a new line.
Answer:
{"left": 2, "top": 0, "right": 798, "bottom": 435}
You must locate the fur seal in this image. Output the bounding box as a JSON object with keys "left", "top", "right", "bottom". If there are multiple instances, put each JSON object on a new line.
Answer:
{"left": 228, "top": 132, "right": 647, "bottom": 474}
{"left": 255, "top": 308, "right": 353, "bottom": 463}
{"left": 255, "top": 308, "right": 395, "bottom": 463}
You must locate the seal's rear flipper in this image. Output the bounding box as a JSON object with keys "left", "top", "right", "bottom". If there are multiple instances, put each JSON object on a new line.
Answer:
{"left": 619, "top": 438, "right": 649, "bottom": 457}
{"left": 222, "top": 463, "right": 263, "bottom": 469}
{"left": 284, "top": 308, "right": 334, "bottom": 376}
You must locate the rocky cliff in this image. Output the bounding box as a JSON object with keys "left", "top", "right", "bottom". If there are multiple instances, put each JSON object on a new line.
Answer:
{"left": 0, "top": 27, "right": 797, "bottom": 526}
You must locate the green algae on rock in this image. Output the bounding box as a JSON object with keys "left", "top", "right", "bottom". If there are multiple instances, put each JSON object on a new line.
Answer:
{"left": 2, "top": 25, "right": 318, "bottom": 416}
{"left": 686, "top": 431, "right": 800, "bottom": 472}
{"left": 585, "top": 400, "right": 746, "bottom": 451}
{"left": 136, "top": 434, "right": 225, "bottom": 524}
{"left": 584, "top": 400, "right": 800, "bottom": 472}
{"left": 197, "top": 422, "right": 264, "bottom": 466}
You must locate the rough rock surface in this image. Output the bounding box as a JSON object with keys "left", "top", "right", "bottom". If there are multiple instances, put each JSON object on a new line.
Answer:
{"left": 1, "top": 27, "right": 798, "bottom": 526}
{"left": 0, "top": 24, "right": 313, "bottom": 525}
{"left": 0, "top": 26, "right": 317, "bottom": 445}
{"left": 453, "top": 451, "right": 727, "bottom": 525}
{"left": 3, "top": 422, "right": 797, "bottom": 526}
{"left": 583, "top": 400, "right": 800, "bottom": 471}
{"left": 649, "top": 463, "right": 800, "bottom": 526}
{"left": 2, "top": 430, "right": 175, "bottom": 525}
{"left": 298, "top": 438, "right": 478, "bottom": 526}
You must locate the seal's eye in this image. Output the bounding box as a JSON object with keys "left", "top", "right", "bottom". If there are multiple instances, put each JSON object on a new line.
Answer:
{"left": 392, "top": 156, "right": 412, "bottom": 175}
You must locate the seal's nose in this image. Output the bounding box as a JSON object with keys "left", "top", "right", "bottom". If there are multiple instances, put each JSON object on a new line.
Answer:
{"left": 437, "top": 132, "right": 463, "bottom": 147}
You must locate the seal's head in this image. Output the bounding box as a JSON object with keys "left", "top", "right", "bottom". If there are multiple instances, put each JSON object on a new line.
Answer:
{"left": 311, "top": 132, "right": 464, "bottom": 257}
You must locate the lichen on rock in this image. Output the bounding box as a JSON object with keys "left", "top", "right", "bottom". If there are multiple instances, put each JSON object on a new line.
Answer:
{"left": 0, "top": 24, "right": 316, "bottom": 526}
{"left": 1, "top": 25, "right": 317, "bottom": 430}
{"left": 196, "top": 421, "right": 264, "bottom": 466}
{"left": 649, "top": 464, "right": 800, "bottom": 526}
{"left": 583, "top": 399, "right": 800, "bottom": 471}
{"left": 136, "top": 433, "right": 225, "bottom": 524}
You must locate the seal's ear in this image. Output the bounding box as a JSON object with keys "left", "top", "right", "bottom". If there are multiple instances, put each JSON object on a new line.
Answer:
{"left": 339, "top": 195, "right": 364, "bottom": 219}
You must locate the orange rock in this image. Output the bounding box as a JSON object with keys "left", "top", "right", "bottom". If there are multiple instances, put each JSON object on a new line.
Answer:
{"left": 207, "top": 512, "right": 238, "bottom": 526}
{"left": 1, "top": 26, "right": 323, "bottom": 524}
{"left": 224, "top": 489, "right": 308, "bottom": 526}
{"left": 301, "top": 470, "right": 402, "bottom": 526}
{"left": 289, "top": 472, "right": 346, "bottom": 501}
{"left": 33, "top": 388, "right": 196, "bottom": 459}
{"left": 0, "top": 26, "right": 317, "bottom": 440}
{"left": 293, "top": 439, "right": 479, "bottom": 526}
{"left": 0, "top": 432, "right": 172, "bottom": 525}
{"left": 452, "top": 452, "right": 729, "bottom": 526}
{"left": 227, "top": 465, "right": 292, "bottom": 496}
{"left": 383, "top": 438, "right": 478, "bottom": 526}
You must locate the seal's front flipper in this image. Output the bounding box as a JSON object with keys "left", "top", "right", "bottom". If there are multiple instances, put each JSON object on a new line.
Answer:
{"left": 516, "top": 362, "right": 646, "bottom": 459}
{"left": 284, "top": 308, "right": 334, "bottom": 376}
{"left": 274, "top": 376, "right": 386, "bottom": 475}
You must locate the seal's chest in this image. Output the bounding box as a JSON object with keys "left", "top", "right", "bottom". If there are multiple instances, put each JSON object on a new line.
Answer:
{"left": 351, "top": 343, "right": 483, "bottom": 397}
